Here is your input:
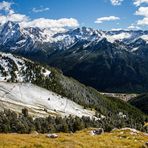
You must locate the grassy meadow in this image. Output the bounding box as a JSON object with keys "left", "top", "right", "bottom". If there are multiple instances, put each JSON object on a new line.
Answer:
{"left": 0, "top": 128, "right": 148, "bottom": 148}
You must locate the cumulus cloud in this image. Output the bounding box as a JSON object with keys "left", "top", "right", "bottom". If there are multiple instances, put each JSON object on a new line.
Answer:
{"left": 135, "top": 7, "right": 148, "bottom": 17}
{"left": 32, "top": 6, "right": 49, "bottom": 13}
{"left": 0, "top": 14, "right": 29, "bottom": 25}
{"left": 21, "top": 18, "right": 79, "bottom": 29}
{"left": 0, "top": 1, "right": 12, "bottom": 12}
{"left": 95, "top": 16, "right": 120, "bottom": 24}
{"left": 137, "top": 17, "right": 148, "bottom": 25}
{"left": 0, "top": 1, "right": 15, "bottom": 15}
{"left": 0, "top": 15, "right": 7, "bottom": 24}
{"left": 8, "top": 13, "right": 28, "bottom": 22}
{"left": 0, "top": 1, "right": 28, "bottom": 24}
{"left": 0, "top": 12, "right": 29, "bottom": 25}
{"left": 0, "top": 11, "right": 29, "bottom": 25}
{"left": 110, "top": 0, "right": 123, "bottom": 6}
{"left": 135, "top": 7, "right": 148, "bottom": 26}
{"left": 0, "top": 1, "right": 79, "bottom": 32}
{"left": 134, "top": 0, "right": 148, "bottom": 6}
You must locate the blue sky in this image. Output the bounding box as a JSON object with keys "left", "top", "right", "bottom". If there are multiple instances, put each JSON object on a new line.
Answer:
{"left": 0, "top": 0, "right": 148, "bottom": 30}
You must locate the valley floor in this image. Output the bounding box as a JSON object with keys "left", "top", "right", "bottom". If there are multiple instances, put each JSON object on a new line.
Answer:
{"left": 0, "top": 128, "right": 148, "bottom": 148}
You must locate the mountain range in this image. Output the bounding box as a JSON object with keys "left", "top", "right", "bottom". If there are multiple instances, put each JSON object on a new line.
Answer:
{"left": 1, "top": 21, "right": 148, "bottom": 92}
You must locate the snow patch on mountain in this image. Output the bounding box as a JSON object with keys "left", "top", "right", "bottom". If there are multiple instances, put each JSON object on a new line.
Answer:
{"left": 0, "top": 52, "right": 26, "bottom": 82}
{"left": 105, "top": 32, "right": 132, "bottom": 43}
{"left": 0, "top": 52, "right": 51, "bottom": 82}
{"left": 131, "top": 47, "right": 139, "bottom": 52}
{"left": 0, "top": 82, "right": 96, "bottom": 118}
{"left": 140, "top": 35, "right": 148, "bottom": 43}
{"left": 0, "top": 52, "right": 99, "bottom": 119}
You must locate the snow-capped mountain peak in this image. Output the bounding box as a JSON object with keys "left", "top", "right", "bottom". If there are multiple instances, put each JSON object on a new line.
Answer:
{"left": 0, "top": 21, "right": 148, "bottom": 54}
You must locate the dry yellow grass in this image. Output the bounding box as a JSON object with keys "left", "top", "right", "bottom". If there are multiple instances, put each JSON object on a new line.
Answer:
{"left": 0, "top": 129, "right": 148, "bottom": 148}
{"left": 144, "top": 122, "right": 148, "bottom": 127}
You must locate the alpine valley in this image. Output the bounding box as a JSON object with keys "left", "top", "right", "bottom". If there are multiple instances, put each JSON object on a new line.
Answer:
{"left": 0, "top": 51, "right": 147, "bottom": 133}
{"left": 0, "top": 21, "right": 148, "bottom": 135}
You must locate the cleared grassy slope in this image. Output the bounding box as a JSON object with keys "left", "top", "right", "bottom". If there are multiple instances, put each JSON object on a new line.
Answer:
{"left": 0, "top": 129, "right": 148, "bottom": 148}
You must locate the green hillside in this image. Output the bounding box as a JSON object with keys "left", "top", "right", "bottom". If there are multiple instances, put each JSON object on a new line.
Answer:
{"left": 0, "top": 52, "right": 147, "bottom": 133}
{"left": 129, "top": 94, "right": 148, "bottom": 115}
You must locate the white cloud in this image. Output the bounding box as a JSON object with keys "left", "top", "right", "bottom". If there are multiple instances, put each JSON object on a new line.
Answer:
{"left": 0, "top": 1, "right": 19, "bottom": 25}
{"left": 32, "top": 7, "right": 49, "bottom": 13}
{"left": 128, "top": 25, "right": 141, "bottom": 30}
{"left": 134, "top": 0, "right": 148, "bottom": 6}
{"left": 0, "top": 13, "right": 29, "bottom": 25}
{"left": 106, "top": 32, "right": 131, "bottom": 43}
{"left": 0, "top": 1, "right": 12, "bottom": 11}
{"left": 0, "top": 1, "right": 79, "bottom": 32}
{"left": 135, "top": 7, "right": 148, "bottom": 26}
{"left": 0, "top": 1, "right": 14, "bottom": 14}
{"left": 21, "top": 18, "right": 79, "bottom": 29}
{"left": 0, "top": 15, "right": 7, "bottom": 25}
{"left": 135, "top": 7, "right": 148, "bottom": 17}
{"left": 110, "top": 0, "right": 123, "bottom": 6}
{"left": 137, "top": 17, "right": 148, "bottom": 25}
{"left": 111, "top": 28, "right": 122, "bottom": 31}
{"left": 8, "top": 13, "right": 29, "bottom": 22}
{"left": 95, "top": 16, "right": 120, "bottom": 24}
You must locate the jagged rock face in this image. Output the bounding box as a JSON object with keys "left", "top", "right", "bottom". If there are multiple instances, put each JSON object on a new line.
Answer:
{"left": 1, "top": 21, "right": 148, "bottom": 92}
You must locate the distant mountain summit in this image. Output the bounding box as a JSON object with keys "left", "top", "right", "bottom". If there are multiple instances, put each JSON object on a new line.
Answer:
{"left": 1, "top": 21, "right": 148, "bottom": 92}
{"left": 1, "top": 21, "right": 148, "bottom": 53}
